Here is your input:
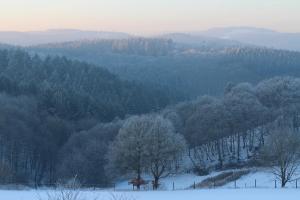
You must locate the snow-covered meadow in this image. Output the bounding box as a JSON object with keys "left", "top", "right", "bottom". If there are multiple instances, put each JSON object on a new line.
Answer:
{"left": 116, "top": 168, "right": 300, "bottom": 190}
{"left": 1, "top": 168, "right": 300, "bottom": 200}
{"left": 1, "top": 189, "right": 300, "bottom": 200}
{"left": 222, "top": 169, "right": 300, "bottom": 189}
{"left": 115, "top": 171, "right": 227, "bottom": 190}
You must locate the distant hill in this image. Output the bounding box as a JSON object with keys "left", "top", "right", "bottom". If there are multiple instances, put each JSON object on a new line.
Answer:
{"left": 197, "top": 27, "right": 300, "bottom": 52}
{"left": 0, "top": 49, "right": 176, "bottom": 121}
{"left": 160, "top": 33, "right": 243, "bottom": 49}
{"left": 29, "top": 38, "right": 300, "bottom": 98}
{"left": 0, "top": 29, "right": 131, "bottom": 46}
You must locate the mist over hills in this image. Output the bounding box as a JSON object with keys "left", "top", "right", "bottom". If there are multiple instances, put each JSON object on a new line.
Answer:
{"left": 159, "top": 33, "right": 244, "bottom": 49}
{"left": 1, "top": 27, "right": 300, "bottom": 52}
{"left": 197, "top": 27, "right": 300, "bottom": 52}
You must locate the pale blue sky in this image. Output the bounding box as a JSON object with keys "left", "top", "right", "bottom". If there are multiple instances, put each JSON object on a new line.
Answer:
{"left": 0, "top": 0, "right": 300, "bottom": 33}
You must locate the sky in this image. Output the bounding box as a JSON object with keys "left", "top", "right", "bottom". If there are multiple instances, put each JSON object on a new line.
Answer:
{"left": 0, "top": 0, "right": 300, "bottom": 34}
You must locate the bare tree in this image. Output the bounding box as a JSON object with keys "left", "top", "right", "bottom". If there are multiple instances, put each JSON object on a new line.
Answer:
{"left": 262, "top": 126, "right": 300, "bottom": 187}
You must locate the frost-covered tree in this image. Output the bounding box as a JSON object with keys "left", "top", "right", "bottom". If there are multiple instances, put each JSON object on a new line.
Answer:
{"left": 184, "top": 96, "right": 221, "bottom": 147}
{"left": 262, "top": 126, "right": 300, "bottom": 187}
{"left": 185, "top": 97, "right": 230, "bottom": 168}
{"left": 224, "top": 83, "right": 268, "bottom": 160}
{"left": 144, "top": 115, "right": 186, "bottom": 189}
{"left": 256, "top": 76, "right": 300, "bottom": 128}
{"left": 107, "top": 115, "right": 186, "bottom": 190}
{"left": 106, "top": 116, "right": 152, "bottom": 189}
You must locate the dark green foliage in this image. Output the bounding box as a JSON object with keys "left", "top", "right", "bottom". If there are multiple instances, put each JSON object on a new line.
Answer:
{"left": 0, "top": 49, "right": 174, "bottom": 121}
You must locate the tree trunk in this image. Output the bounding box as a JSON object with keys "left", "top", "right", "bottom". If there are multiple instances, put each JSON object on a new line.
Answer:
{"left": 153, "top": 176, "right": 159, "bottom": 190}
{"left": 237, "top": 133, "right": 240, "bottom": 161}
{"left": 281, "top": 178, "right": 287, "bottom": 188}
{"left": 281, "top": 169, "right": 287, "bottom": 188}
{"left": 216, "top": 140, "right": 223, "bottom": 169}
{"left": 137, "top": 169, "right": 141, "bottom": 190}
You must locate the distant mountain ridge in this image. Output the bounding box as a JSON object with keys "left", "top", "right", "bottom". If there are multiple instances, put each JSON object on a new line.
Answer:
{"left": 0, "top": 29, "right": 131, "bottom": 46}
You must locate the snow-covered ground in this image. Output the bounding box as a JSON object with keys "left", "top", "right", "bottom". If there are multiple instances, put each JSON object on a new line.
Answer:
{"left": 115, "top": 171, "right": 226, "bottom": 190}
{"left": 1, "top": 189, "right": 300, "bottom": 200}
{"left": 223, "top": 168, "right": 300, "bottom": 189}
{"left": 116, "top": 167, "right": 300, "bottom": 190}
{"left": 2, "top": 168, "right": 300, "bottom": 200}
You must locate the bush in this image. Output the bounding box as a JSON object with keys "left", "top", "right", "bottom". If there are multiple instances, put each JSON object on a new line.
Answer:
{"left": 39, "top": 177, "right": 87, "bottom": 200}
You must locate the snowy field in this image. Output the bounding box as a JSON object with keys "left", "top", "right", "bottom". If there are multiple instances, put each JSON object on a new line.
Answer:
{"left": 116, "top": 168, "right": 300, "bottom": 190}
{"left": 222, "top": 168, "right": 300, "bottom": 189}
{"left": 115, "top": 171, "right": 225, "bottom": 190}
{"left": 1, "top": 189, "right": 300, "bottom": 200}
{"left": 2, "top": 168, "right": 300, "bottom": 200}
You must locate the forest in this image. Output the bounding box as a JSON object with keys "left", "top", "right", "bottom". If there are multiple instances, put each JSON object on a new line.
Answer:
{"left": 0, "top": 48, "right": 177, "bottom": 186}
{"left": 1, "top": 38, "right": 300, "bottom": 188}
{"left": 30, "top": 38, "right": 300, "bottom": 98}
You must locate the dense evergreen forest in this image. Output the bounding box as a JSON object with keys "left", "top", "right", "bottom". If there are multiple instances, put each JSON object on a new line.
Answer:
{"left": 0, "top": 49, "right": 177, "bottom": 120}
{"left": 30, "top": 38, "right": 300, "bottom": 98}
